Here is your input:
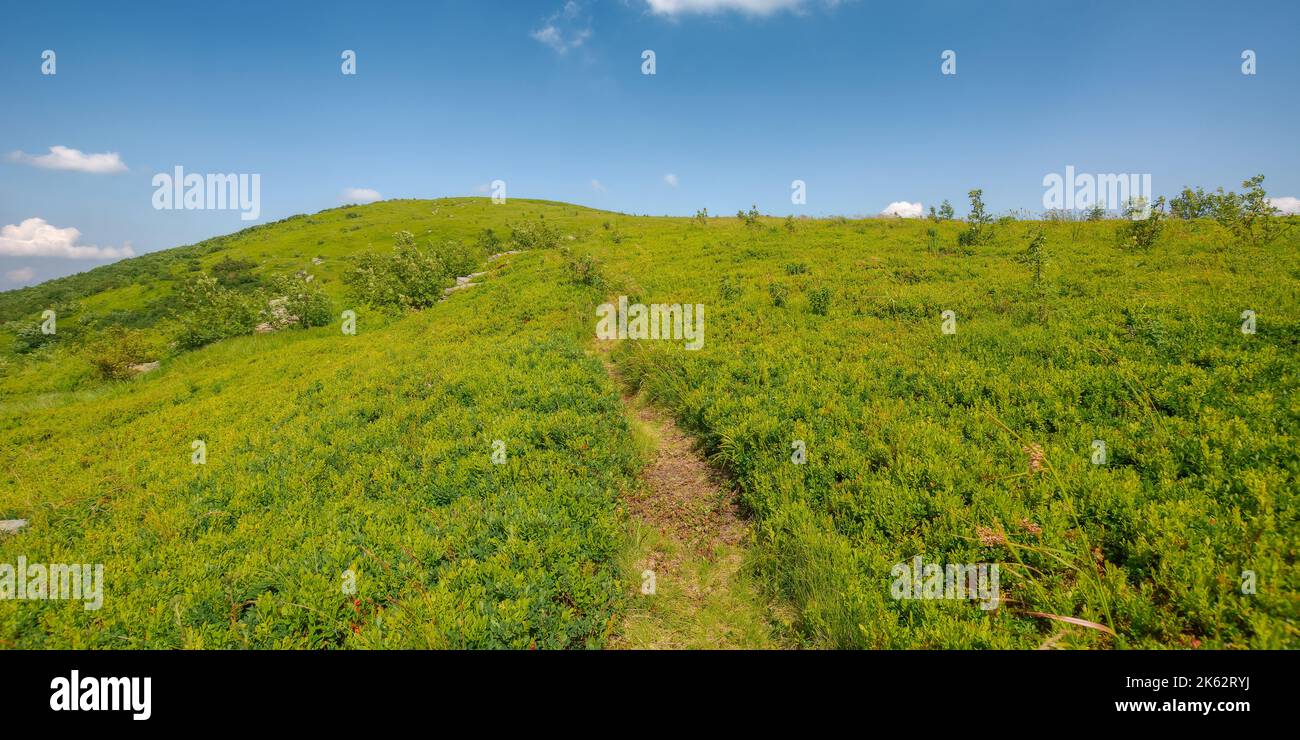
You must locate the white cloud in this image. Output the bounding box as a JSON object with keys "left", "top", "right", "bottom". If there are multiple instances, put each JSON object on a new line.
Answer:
{"left": 645, "top": 0, "right": 831, "bottom": 16}
{"left": 880, "top": 201, "right": 924, "bottom": 218}
{"left": 531, "top": 2, "right": 592, "bottom": 54}
{"left": 1268, "top": 196, "right": 1300, "bottom": 215}
{"left": 0, "top": 218, "right": 134, "bottom": 260}
{"left": 7, "top": 145, "right": 128, "bottom": 174}
{"left": 590, "top": 179, "right": 606, "bottom": 192}
{"left": 5, "top": 267, "right": 35, "bottom": 283}
{"left": 663, "top": 173, "right": 679, "bottom": 187}
{"left": 341, "top": 188, "right": 381, "bottom": 203}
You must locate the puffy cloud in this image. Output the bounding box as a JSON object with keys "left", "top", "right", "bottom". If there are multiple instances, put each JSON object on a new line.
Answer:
{"left": 341, "top": 187, "right": 381, "bottom": 203}
{"left": 5, "top": 267, "right": 35, "bottom": 283}
{"left": 1268, "top": 196, "right": 1300, "bottom": 215}
{"left": 590, "top": 179, "right": 606, "bottom": 192}
{"left": 0, "top": 218, "right": 134, "bottom": 259}
{"left": 7, "top": 145, "right": 127, "bottom": 174}
{"left": 880, "top": 201, "right": 924, "bottom": 218}
{"left": 531, "top": 2, "right": 592, "bottom": 54}
{"left": 663, "top": 173, "right": 679, "bottom": 187}
{"left": 645, "top": 0, "right": 831, "bottom": 16}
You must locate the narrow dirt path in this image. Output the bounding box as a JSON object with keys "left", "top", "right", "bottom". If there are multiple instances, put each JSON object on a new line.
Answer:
{"left": 598, "top": 351, "right": 793, "bottom": 649}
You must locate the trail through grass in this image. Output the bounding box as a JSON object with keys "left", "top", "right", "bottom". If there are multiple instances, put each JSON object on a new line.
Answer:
{"left": 601, "top": 350, "right": 794, "bottom": 649}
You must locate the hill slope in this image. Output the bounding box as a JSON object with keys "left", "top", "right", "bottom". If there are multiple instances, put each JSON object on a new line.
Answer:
{"left": 1, "top": 199, "right": 1296, "bottom": 649}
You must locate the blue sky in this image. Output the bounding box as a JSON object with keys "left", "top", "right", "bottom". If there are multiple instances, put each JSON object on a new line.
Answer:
{"left": 2, "top": 0, "right": 1297, "bottom": 287}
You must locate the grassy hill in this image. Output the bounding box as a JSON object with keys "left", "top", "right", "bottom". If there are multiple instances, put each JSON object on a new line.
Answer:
{"left": 1, "top": 198, "right": 1296, "bottom": 648}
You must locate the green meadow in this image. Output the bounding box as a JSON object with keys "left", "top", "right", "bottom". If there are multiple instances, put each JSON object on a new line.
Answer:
{"left": 1, "top": 197, "right": 1296, "bottom": 648}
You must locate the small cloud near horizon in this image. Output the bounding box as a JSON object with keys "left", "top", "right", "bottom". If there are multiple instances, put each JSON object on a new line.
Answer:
{"left": 663, "top": 173, "right": 679, "bottom": 187}
{"left": 7, "top": 145, "right": 128, "bottom": 174}
{"left": 1268, "top": 196, "right": 1300, "bottom": 214}
{"left": 880, "top": 201, "right": 923, "bottom": 218}
{"left": 0, "top": 218, "right": 134, "bottom": 259}
{"left": 340, "top": 188, "right": 382, "bottom": 203}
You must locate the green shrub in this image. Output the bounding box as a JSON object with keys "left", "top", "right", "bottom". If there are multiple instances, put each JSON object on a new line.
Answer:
{"left": 173, "top": 275, "right": 260, "bottom": 349}
{"left": 438, "top": 239, "right": 482, "bottom": 278}
{"left": 210, "top": 257, "right": 260, "bottom": 288}
{"left": 510, "top": 219, "right": 561, "bottom": 251}
{"left": 85, "top": 326, "right": 156, "bottom": 380}
{"left": 768, "top": 283, "right": 789, "bottom": 307}
{"left": 807, "top": 286, "right": 832, "bottom": 315}
{"left": 5, "top": 318, "right": 56, "bottom": 353}
{"left": 265, "top": 275, "right": 333, "bottom": 328}
{"left": 476, "top": 228, "right": 502, "bottom": 254}
{"left": 958, "top": 188, "right": 995, "bottom": 247}
{"left": 1170, "top": 186, "right": 1213, "bottom": 219}
{"left": 1119, "top": 196, "right": 1166, "bottom": 250}
{"left": 719, "top": 275, "right": 741, "bottom": 301}
{"left": 566, "top": 252, "right": 606, "bottom": 289}
{"left": 342, "top": 231, "right": 452, "bottom": 311}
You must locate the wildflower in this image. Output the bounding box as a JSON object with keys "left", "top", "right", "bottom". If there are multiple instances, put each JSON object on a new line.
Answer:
{"left": 977, "top": 526, "right": 1005, "bottom": 546}
{"left": 1022, "top": 443, "right": 1046, "bottom": 474}
{"left": 1020, "top": 518, "right": 1042, "bottom": 535}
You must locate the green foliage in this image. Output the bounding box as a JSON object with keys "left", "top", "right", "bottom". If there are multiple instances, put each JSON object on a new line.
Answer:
{"left": 1174, "top": 176, "right": 1284, "bottom": 247}
{"left": 4, "top": 317, "right": 57, "bottom": 354}
{"left": 266, "top": 275, "right": 333, "bottom": 328}
{"left": 84, "top": 325, "right": 156, "bottom": 380}
{"left": 1234, "top": 174, "right": 1282, "bottom": 246}
{"left": 475, "top": 228, "right": 502, "bottom": 254}
{"left": 3, "top": 195, "right": 1296, "bottom": 651}
{"left": 565, "top": 250, "right": 606, "bottom": 289}
{"left": 719, "top": 275, "right": 741, "bottom": 301}
{"left": 1171, "top": 186, "right": 1214, "bottom": 219}
{"left": 510, "top": 218, "right": 561, "bottom": 251}
{"left": 209, "top": 256, "right": 260, "bottom": 288}
{"left": 438, "top": 239, "right": 483, "bottom": 279}
{"left": 768, "top": 283, "right": 789, "bottom": 307}
{"left": 1, "top": 237, "right": 639, "bottom": 648}
{"left": 342, "top": 231, "right": 453, "bottom": 311}
{"left": 173, "top": 275, "right": 260, "bottom": 350}
{"left": 1119, "top": 196, "right": 1166, "bottom": 250}
{"left": 1017, "top": 228, "right": 1048, "bottom": 321}
{"left": 938, "top": 200, "right": 955, "bottom": 221}
{"left": 807, "top": 286, "right": 832, "bottom": 315}
{"left": 958, "top": 189, "right": 995, "bottom": 247}
{"left": 601, "top": 200, "right": 1299, "bottom": 650}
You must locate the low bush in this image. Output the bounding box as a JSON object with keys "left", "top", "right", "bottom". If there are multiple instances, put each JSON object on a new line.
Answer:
{"left": 85, "top": 326, "right": 156, "bottom": 380}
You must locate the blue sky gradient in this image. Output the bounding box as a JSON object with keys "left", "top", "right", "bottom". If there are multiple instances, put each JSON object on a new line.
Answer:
{"left": 1, "top": 0, "right": 1297, "bottom": 286}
